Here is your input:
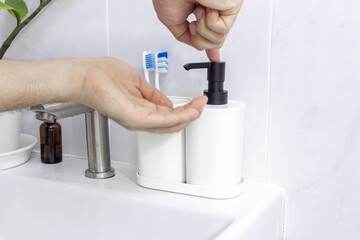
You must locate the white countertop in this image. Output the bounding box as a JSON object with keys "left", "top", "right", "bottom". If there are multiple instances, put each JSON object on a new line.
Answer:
{"left": 0, "top": 154, "right": 285, "bottom": 240}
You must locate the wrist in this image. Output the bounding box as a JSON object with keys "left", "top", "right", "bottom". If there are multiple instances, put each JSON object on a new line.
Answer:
{"left": 69, "top": 57, "right": 120, "bottom": 109}
{"left": 48, "top": 58, "right": 88, "bottom": 103}
{"left": 64, "top": 57, "right": 104, "bottom": 106}
{"left": 42, "top": 58, "right": 98, "bottom": 105}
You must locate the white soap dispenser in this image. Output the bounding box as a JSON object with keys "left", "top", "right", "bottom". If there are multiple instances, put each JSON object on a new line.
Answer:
{"left": 184, "top": 62, "right": 245, "bottom": 187}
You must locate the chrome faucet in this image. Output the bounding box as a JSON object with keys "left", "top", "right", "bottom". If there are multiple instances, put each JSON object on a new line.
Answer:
{"left": 30, "top": 103, "right": 115, "bottom": 179}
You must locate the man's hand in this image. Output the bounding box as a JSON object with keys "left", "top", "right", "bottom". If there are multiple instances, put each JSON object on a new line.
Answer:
{"left": 75, "top": 57, "right": 207, "bottom": 133}
{"left": 152, "top": 0, "right": 243, "bottom": 62}
{"left": 0, "top": 58, "right": 207, "bottom": 133}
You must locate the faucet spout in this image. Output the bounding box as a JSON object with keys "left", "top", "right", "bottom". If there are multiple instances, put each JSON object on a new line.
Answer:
{"left": 30, "top": 103, "right": 115, "bottom": 179}
{"left": 31, "top": 102, "right": 93, "bottom": 122}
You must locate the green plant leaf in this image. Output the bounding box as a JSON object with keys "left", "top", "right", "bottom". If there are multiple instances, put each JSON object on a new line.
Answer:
{"left": 7, "top": 9, "right": 16, "bottom": 19}
{"left": 5, "top": 0, "right": 28, "bottom": 20}
{"left": 0, "top": 1, "right": 13, "bottom": 9}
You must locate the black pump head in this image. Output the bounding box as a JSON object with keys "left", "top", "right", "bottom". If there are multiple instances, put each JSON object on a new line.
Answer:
{"left": 183, "top": 61, "right": 228, "bottom": 105}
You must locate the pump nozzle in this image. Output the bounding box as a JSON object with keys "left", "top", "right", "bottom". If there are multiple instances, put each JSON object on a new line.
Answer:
{"left": 183, "top": 61, "right": 228, "bottom": 105}
{"left": 184, "top": 62, "right": 211, "bottom": 71}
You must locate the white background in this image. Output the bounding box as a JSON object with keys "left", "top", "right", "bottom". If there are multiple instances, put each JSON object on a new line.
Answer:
{"left": 1, "top": 0, "right": 359, "bottom": 239}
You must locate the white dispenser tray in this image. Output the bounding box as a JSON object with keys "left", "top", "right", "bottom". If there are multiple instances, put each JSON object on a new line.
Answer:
{"left": 137, "top": 172, "right": 246, "bottom": 199}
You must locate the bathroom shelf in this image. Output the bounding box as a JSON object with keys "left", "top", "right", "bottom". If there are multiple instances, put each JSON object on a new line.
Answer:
{"left": 137, "top": 172, "right": 246, "bottom": 199}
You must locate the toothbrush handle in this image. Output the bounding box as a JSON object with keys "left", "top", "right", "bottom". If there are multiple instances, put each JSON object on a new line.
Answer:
{"left": 145, "top": 71, "right": 150, "bottom": 83}
{"left": 155, "top": 70, "right": 160, "bottom": 90}
{"left": 155, "top": 54, "right": 160, "bottom": 90}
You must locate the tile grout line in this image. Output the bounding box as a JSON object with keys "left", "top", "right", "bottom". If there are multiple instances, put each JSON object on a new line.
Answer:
{"left": 265, "top": 3, "right": 288, "bottom": 240}
{"left": 105, "top": 0, "right": 112, "bottom": 145}
{"left": 106, "top": 0, "right": 110, "bottom": 56}
{"left": 265, "top": 0, "right": 275, "bottom": 183}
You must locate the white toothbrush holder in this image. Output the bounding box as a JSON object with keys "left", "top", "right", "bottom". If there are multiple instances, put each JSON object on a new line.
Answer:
{"left": 136, "top": 61, "right": 247, "bottom": 199}
{"left": 137, "top": 96, "right": 191, "bottom": 183}
{"left": 136, "top": 97, "right": 246, "bottom": 199}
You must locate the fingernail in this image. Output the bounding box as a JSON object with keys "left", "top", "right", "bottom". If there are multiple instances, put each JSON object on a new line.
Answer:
{"left": 189, "top": 23, "right": 196, "bottom": 35}
{"left": 194, "top": 9, "right": 203, "bottom": 20}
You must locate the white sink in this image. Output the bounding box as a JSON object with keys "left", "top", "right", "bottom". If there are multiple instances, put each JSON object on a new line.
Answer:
{"left": 0, "top": 155, "right": 285, "bottom": 240}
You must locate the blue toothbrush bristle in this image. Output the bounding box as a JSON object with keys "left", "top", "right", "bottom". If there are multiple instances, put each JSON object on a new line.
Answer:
{"left": 145, "top": 53, "right": 154, "bottom": 69}
{"left": 157, "top": 52, "right": 168, "bottom": 59}
{"left": 157, "top": 62, "right": 168, "bottom": 72}
{"left": 158, "top": 66, "right": 168, "bottom": 72}
{"left": 156, "top": 52, "right": 168, "bottom": 72}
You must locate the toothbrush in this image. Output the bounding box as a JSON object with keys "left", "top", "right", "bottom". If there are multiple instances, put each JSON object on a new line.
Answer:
{"left": 142, "top": 51, "right": 155, "bottom": 83}
{"left": 155, "top": 51, "right": 168, "bottom": 90}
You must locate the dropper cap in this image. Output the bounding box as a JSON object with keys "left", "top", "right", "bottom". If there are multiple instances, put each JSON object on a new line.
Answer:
{"left": 184, "top": 61, "right": 228, "bottom": 105}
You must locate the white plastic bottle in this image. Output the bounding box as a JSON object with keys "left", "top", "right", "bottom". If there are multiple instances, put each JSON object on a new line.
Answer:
{"left": 184, "top": 62, "right": 245, "bottom": 187}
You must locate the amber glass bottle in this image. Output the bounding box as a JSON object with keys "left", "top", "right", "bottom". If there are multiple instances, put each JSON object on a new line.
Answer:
{"left": 40, "top": 120, "right": 62, "bottom": 164}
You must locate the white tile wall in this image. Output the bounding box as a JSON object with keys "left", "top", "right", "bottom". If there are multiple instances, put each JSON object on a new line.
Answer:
{"left": 2, "top": 0, "right": 360, "bottom": 239}
{"left": 2, "top": 0, "right": 272, "bottom": 181}
{"left": 222, "top": 0, "right": 273, "bottom": 181}
{"left": 268, "top": 0, "right": 360, "bottom": 239}
{"left": 108, "top": 0, "right": 273, "bottom": 180}
{"left": 0, "top": 0, "right": 108, "bottom": 157}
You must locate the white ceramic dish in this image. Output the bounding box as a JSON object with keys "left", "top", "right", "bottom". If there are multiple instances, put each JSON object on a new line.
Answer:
{"left": 0, "top": 134, "right": 37, "bottom": 170}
